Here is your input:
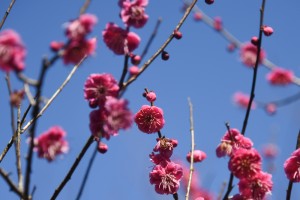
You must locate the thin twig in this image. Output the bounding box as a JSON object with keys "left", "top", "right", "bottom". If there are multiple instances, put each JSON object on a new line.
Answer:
{"left": 16, "top": 104, "right": 23, "bottom": 192}
{"left": 185, "top": 97, "right": 195, "bottom": 200}
{"left": 24, "top": 83, "right": 36, "bottom": 106}
{"left": 119, "top": 54, "right": 130, "bottom": 90}
{"left": 122, "top": 0, "right": 198, "bottom": 90}
{"left": 16, "top": 73, "right": 38, "bottom": 86}
{"left": 241, "top": 0, "right": 266, "bottom": 136}
{"left": 79, "top": 0, "right": 91, "bottom": 15}
{"left": 173, "top": 193, "right": 179, "bottom": 200}
{"left": 140, "top": 18, "right": 162, "bottom": 59}
{"left": 0, "top": 168, "right": 26, "bottom": 199}
{"left": 75, "top": 146, "right": 98, "bottom": 200}
{"left": 50, "top": 135, "right": 94, "bottom": 200}
{"left": 0, "top": 55, "right": 87, "bottom": 163}
{"left": 0, "top": 0, "right": 16, "bottom": 30}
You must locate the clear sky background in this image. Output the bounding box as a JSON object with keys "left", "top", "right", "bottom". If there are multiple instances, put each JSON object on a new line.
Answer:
{"left": 0, "top": 0, "right": 300, "bottom": 199}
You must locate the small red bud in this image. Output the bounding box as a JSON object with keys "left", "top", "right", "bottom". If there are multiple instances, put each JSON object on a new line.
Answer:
{"left": 251, "top": 36, "right": 259, "bottom": 46}
{"left": 50, "top": 41, "right": 64, "bottom": 52}
{"left": 142, "top": 92, "right": 147, "bottom": 97}
{"left": 227, "top": 43, "right": 236, "bottom": 52}
{"left": 161, "top": 51, "right": 169, "bottom": 60}
{"left": 205, "top": 0, "right": 214, "bottom": 5}
{"left": 213, "top": 17, "right": 222, "bottom": 31}
{"left": 128, "top": 66, "right": 139, "bottom": 76}
{"left": 131, "top": 55, "right": 141, "bottom": 65}
{"left": 173, "top": 30, "right": 182, "bottom": 40}
{"left": 146, "top": 91, "right": 156, "bottom": 103}
{"left": 263, "top": 26, "right": 273, "bottom": 36}
{"left": 193, "top": 12, "right": 202, "bottom": 21}
{"left": 97, "top": 142, "right": 108, "bottom": 154}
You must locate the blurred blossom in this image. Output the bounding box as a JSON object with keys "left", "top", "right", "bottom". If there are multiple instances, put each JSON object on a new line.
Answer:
{"left": 233, "top": 92, "right": 256, "bottom": 109}
{"left": 33, "top": 126, "right": 69, "bottom": 162}
{"left": 284, "top": 148, "right": 300, "bottom": 182}
{"left": 266, "top": 68, "right": 294, "bottom": 86}
{"left": 0, "top": 29, "right": 26, "bottom": 72}
{"left": 120, "top": 0, "right": 149, "bottom": 28}
{"left": 262, "top": 143, "right": 278, "bottom": 159}
{"left": 240, "top": 42, "right": 265, "bottom": 67}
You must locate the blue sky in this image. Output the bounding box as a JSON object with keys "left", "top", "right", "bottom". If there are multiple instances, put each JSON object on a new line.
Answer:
{"left": 0, "top": 0, "right": 300, "bottom": 199}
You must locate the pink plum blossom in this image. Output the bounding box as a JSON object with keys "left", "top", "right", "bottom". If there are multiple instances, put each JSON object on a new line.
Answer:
{"left": 240, "top": 42, "right": 265, "bottom": 67}
{"left": 66, "top": 13, "right": 97, "bottom": 40}
{"left": 284, "top": 148, "right": 300, "bottom": 182}
{"left": 153, "top": 137, "right": 178, "bottom": 159}
{"left": 186, "top": 150, "right": 207, "bottom": 163}
{"left": 0, "top": 29, "right": 26, "bottom": 72}
{"left": 266, "top": 68, "right": 294, "bottom": 86}
{"left": 216, "top": 128, "right": 253, "bottom": 157}
{"left": 233, "top": 92, "right": 256, "bottom": 109}
{"left": 120, "top": 0, "right": 149, "bottom": 28}
{"left": 84, "top": 73, "right": 119, "bottom": 107}
{"left": 62, "top": 38, "right": 96, "bottom": 64}
{"left": 238, "top": 171, "right": 273, "bottom": 200}
{"left": 89, "top": 97, "right": 133, "bottom": 140}
{"left": 146, "top": 91, "right": 156, "bottom": 103}
{"left": 134, "top": 105, "right": 165, "bottom": 133}
{"left": 149, "top": 152, "right": 170, "bottom": 165}
{"left": 102, "top": 23, "right": 140, "bottom": 55}
{"left": 128, "top": 65, "right": 139, "bottom": 75}
{"left": 149, "top": 161, "right": 183, "bottom": 195}
{"left": 229, "top": 148, "right": 262, "bottom": 179}
{"left": 34, "top": 126, "right": 69, "bottom": 162}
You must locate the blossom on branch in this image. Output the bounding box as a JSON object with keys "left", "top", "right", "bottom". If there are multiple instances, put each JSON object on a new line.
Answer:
{"left": 186, "top": 150, "right": 207, "bottom": 163}
{"left": 233, "top": 92, "right": 256, "bottom": 109}
{"left": 284, "top": 148, "right": 300, "bottom": 182}
{"left": 134, "top": 105, "right": 165, "bottom": 133}
{"left": 84, "top": 73, "right": 119, "bottom": 107}
{"left": 0, "top": 29, "right": 26, "bottom": 72}
{"left": 33, "top": 126, "right": 69, "bottom": 162}
{"left": 102, "top": 23, "right": 140, "bottom": 55}
{"left": 149, "top": 161, "right": 183, "bottom": 195}
{"left": 120, "top": 0, "right": 149, "bottom": 28}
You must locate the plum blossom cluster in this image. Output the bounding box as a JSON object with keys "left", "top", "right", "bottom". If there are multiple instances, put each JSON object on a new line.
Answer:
{"left": 102, "top": 0, "right": 148, "bottom": 56}
{"left": 84, "top": 73, "right": 133, "bottom": 149}
{"left": 0, "top": 29, "right": 26, "bottom": 72}
{"left": 135, "top": 90, "right": 183, "bottom": 196}
{"left": 266, "top": 68, "right": 294, "bottom": 86}
{"left": 33, "top": 126, "right": 69, "bottom": 162}
{"left": 216, "top": 129, "right": 273, "bottom": 199}
{"left": 240, "top": 42, "right": 266, "bottom": 67}
{"left": 50, "top": 13, "right": 97, "bottom": 64}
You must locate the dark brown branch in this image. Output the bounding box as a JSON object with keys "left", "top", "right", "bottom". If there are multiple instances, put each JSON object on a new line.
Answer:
{"left": 75, "top": 146, "right": 98, "bottom": 200}
{"left": 140, "top": 18, "right": 162, "bottom": 59}
{"left": 122, "top": 0, "right": 198, "bottom": 90}
{"left": 0, "top": 168, "right": 26, "bottom": 199}
{"left": 0, "top": 0, "right": 16, "bottom": 30}
{"left": 50, "top": 135, "right": 94, "bottom": 200}
{"left": 118, "top": 54, "right": 130, "bottom": 90}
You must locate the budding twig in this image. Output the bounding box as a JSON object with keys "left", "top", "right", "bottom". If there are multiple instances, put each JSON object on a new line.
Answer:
{"left": 185, "top": 97, "right": 195, "bottom": 200}
{"left": 0, "top": 168, "right": 26, "bottom": 199}
{"left": 0, "top": 0, "right": 16, "bottom": 30}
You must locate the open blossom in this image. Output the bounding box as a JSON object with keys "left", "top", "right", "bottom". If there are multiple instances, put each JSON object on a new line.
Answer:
{"left": 240, "top": 42, "right": 265, "bottom": 67}
{"left": 186, "top": 150, "right": 207, "bottom": 163}
{"left": 229, "top": 148, "right": 262, "bottom": 179}
{"left": 134, "top": 105, "right": 165, "bottom": 133}
{"left": 238, "top": 171, "right": 273, "bottom": 200}
{"left": 284, "top": 148, "right": 300, "bottom": 182}
{"left": 84, "top": 73, "right": 119, "bottom": 107}
{"left": 266, "top": 68, "right": 294, "bottom": 86}
{"left": 66, "top": 13, "right": 97, "bottom": 40}
{"left": 149, "top": 161, "right": 183, "bottom": 195}
{"left": 233, "top": 92, "right": 256, "bottom": 109}
{"left": 0, "top": 29, "right": 26, "bottom": 72}
{"left": 34, "top": 126, "right": 69, "bottom": 162}
{"left": 103, "top": 97, "right": 133, "bottom": 135}
{"left": 62, "top": 38, "right": 96, "bottom": 64}
{"left": 216, "top": 128, "right": 253, "bottom": 157}
{"left": 120, "top": 0, "right": 149, "bottom": 28}
{"left": 102, "top": 23, "right": 140, "bottom": 55}
{"left": 89, "top": 97, "right": 133, "bottom": 140}
{"left": 153, "top": 137, "right": 178, "bottom": 159}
